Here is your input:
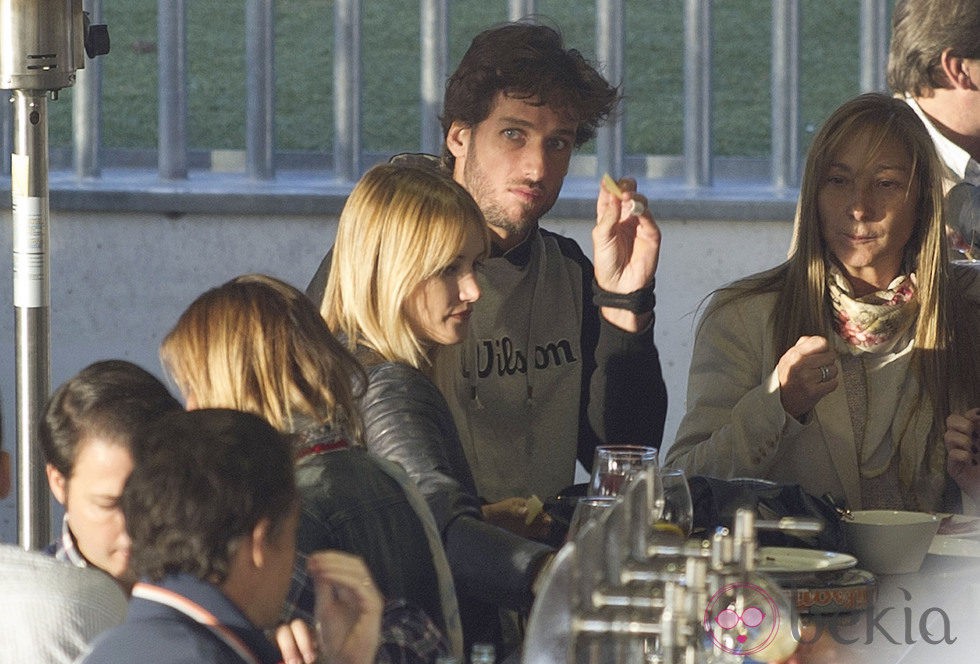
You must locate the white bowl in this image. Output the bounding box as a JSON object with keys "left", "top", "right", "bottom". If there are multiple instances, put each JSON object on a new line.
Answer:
{"left": 842, "top": 510, "right": 941, "bottom": 575}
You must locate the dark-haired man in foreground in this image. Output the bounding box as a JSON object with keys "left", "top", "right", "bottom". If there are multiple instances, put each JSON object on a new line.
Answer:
{"left": 81, "top": 408, "right": 383, "bottom": 664}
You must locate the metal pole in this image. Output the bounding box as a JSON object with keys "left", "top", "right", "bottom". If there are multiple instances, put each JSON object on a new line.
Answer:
{"left": 245, "top": 0, "right": 275, "bottom": 180}
{"left": 73, "top": 0, "right": 103, "bottom": 178}
{"left": 333, "top": 0, "right": 361, "bottom": 180}
{"left": 158, "top": 0, "right": 188, "bottom": 179}
{"left": 770, "top": 0, "right": 799, "bottom": 190}
{"left": 2, "top": 0, "right": 105, "bottom": 549}
{"left": 1, "top": 0, "right": 87, "bottom": 551}
{"left": 859, "top": 0, "right": 889, "bottom": 93}
{"left": 508, "top": 0, "right": 535, "bottom": 21}
{"left": 595, "top": 0, "right": 625, "bottom": 178}
{"left": 420, "top": 0, "right": 448, "bottom": 156}
{"left": 683, "top": 0, "right": 712, "bottom": 188}
{"left": 11, "top": 89, "right": 51, "bottom": 550}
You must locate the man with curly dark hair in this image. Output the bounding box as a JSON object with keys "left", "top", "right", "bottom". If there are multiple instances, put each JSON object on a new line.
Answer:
{"left": 308, "top": 21, "right": 667, "bottom": 520}
{"left": 436, "top": 22, "right": 666, "bottom": 511}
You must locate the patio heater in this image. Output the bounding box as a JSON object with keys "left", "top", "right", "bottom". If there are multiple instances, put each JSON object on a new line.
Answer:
{"left": 0, "top": 0, "right": 108, "bottom": 549}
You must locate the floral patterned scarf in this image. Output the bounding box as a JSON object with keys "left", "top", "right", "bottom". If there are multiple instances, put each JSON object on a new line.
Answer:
{"left": 828, "top": 265, "right": 919, "bottom": 354}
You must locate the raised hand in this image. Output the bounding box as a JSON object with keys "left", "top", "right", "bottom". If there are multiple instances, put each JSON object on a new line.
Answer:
{"left": 308, "top": 551, "right": 383, "bottom": 664}
{"left": 944, "top": 408, "right": 980, "bottom": 503}
{"left": 776, "top": 336, "right": 838, "bottom": 419}
{"left": 592, "top": 175, "right": 661, "bottom": 332}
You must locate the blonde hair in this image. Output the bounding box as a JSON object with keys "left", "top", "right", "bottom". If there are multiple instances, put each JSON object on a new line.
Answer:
{"left": 708, "top": 92, "right": 977, "bottom": 424}
{"left": 322, "top": 162, "right": 489, "bottom": 369}
{"left": 160, "top": 274, "right": 364, "bottom": 439}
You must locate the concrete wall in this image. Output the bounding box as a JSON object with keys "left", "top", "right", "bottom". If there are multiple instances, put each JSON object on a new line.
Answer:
{"left": 0, "top": 209, "right": 794, "bottom": 543}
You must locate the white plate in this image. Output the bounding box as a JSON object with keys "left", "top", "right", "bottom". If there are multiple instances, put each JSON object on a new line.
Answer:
{"left": 756, "top": 546, "right": 858, "bottom": 573}
{"left": 936, "top": 514, "right": 980, "bottom": 538}
{"left": 928, "top": 535, "right": 980, "bottom": 558}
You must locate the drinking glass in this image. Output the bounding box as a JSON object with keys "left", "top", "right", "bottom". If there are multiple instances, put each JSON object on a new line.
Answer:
{"left": 654, "top": 468, "right": 694, "bottom": 538}
{"left": 588, "top": 445, "right": 659, "bottom": 497}
{"left": 566, "top": 495, "right": 620, "bottom": 542}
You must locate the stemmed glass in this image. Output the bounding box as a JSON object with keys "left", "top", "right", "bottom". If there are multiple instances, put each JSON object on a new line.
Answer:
{"left": 566, "top": 495, "right": 620, "bottom": 542}
{"left": 588, "top": 445, "right": 659, "bottom": 497}
{"left": 656, "top": 468, "right": 694, "bottom": 538}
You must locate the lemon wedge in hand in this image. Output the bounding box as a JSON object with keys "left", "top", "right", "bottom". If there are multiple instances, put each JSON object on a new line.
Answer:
{"left": 601, "top": 172, "right": 623, "bottom": 197}
{"left": 524, "top": 494, "right": 544, "bottom": 526}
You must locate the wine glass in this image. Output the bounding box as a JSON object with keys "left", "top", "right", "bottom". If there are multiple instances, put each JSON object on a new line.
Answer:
{"left": 657, "top": 468, "right": 694, "bottom": 538}
{"left": 566, "top": 495, "right": 620, "bottom": 542}
{"left": 588, "top": 445, "right": 659, "bottom": 497}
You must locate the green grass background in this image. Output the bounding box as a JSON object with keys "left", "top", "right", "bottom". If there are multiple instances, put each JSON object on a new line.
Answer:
{"left": 47, "top": 0, "right": 866, "bottom": 160}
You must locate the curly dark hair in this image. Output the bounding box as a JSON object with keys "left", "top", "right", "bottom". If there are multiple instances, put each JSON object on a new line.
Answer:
{"left": 123, "top": 408, "right": 297, "bottom": 585}
{"left": 440, "top": 21, "right": 620, "bottom": 168}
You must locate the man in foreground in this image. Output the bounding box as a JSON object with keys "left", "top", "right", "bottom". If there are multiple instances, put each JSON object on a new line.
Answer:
{"left": 81, "top": 408, "right": 383, "bottom": 664}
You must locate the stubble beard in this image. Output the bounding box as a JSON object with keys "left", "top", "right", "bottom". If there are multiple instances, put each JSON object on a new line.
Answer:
{"left": 482, "top": 200, "right": 535, "bottom": 241}
{"left": 461, "top": 148, "right": 542, "bottom": 245}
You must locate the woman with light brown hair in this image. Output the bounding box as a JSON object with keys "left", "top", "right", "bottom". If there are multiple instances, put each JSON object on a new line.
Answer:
{"left": 161, "top": 273, "right": 459, "bottom": 661}
{"left": 667, "top": 93, "right": 980, "bottom": 513}
{"left": 162, "top": 274, "right": 361, "bottom": 437}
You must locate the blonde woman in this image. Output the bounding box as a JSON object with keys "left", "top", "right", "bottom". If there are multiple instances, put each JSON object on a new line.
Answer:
{"left": 666, "top": 93, "right": 980, "bottom": 513}
{"left": 321, "top": 163, "right": 555, "bottom": 651}
{"left": 161, "top": 274, "right": 458, "bottom": 661}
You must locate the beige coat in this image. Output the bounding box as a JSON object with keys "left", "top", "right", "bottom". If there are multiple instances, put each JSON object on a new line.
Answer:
{"left": 665, "top": 265, "right": 980, "bottom": 511}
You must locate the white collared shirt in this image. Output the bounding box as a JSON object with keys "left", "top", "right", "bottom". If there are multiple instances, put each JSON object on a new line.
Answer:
{"left": 905, "top": 95, "right": 980, "bottom": 187}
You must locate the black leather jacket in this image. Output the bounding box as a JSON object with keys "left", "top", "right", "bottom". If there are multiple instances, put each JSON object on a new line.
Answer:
{"left": 292, "top": 424, "right": 447, "bottom": 637}
{"left": 356, "top": 353, "right": 554, "bottom": 612}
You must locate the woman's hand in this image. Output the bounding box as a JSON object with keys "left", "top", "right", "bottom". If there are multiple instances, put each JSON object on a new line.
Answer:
{"left": 944, "top": 408, "right": 980, "bottom": 503}
{"left": 481, "top": 496, "right": 553, "bottom": 541}
{"left": 776, "top": 336, "right": 839, "bottom": 420}
{"left": 308, "top": 551, "right": 383, "bottom": 664}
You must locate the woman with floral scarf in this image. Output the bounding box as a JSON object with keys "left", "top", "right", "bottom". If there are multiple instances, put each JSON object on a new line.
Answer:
{"left": 665, "top": 93, "right": 980, "bottom": 513}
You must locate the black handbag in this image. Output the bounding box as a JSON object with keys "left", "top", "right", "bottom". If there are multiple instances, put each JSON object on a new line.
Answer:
{"left": 688, "top": 475, "right": 847, "bottom": 551}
